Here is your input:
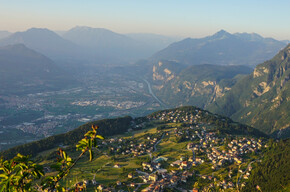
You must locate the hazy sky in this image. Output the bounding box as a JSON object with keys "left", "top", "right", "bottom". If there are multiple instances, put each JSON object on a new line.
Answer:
{"left": 1, "top": 0, "right": 290, "bottom": 40}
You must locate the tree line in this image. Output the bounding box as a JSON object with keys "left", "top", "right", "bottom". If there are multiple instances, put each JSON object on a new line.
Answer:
{"left": 1, "top": 116, "right": 132, "bottom": 159}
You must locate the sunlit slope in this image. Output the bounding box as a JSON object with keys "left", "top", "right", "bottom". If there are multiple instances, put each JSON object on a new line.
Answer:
{"left": 208, "top": 44, "right": 290, "bottom": 134}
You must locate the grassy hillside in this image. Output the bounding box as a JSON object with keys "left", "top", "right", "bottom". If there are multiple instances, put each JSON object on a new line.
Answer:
{"left": 28, "top": 106, "right": 267, "bottom": 191}
{"left": 0, "top": 106, "right": 272, "bottom": 191}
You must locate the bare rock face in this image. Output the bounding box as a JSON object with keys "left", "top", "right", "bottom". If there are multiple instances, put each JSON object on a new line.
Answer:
{"left": 152, "top": 60, "right": 184, "bottom": 84}
{"left": 253, "top": 67, "right": 269, "bottom": 78}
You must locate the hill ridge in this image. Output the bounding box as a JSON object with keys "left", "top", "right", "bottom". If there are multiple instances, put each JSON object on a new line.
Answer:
{"left": 0, "top": 106, "right": 266, "bottom": 159}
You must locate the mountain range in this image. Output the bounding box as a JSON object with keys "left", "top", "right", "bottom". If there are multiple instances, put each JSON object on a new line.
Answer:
{"left": 0, "top": 27, "right": 181, "bottom": 66}
{"left": 0, "top": 28, "right": 83, "bottom": 62}
{"left": 151, "top": 30, "right": 286, "bottom": 67}
{"left": 0, "top": 28, "right": 287, "bottom": 68}
{"left": 62, "top": 26, "right": 157, "bottom": 64}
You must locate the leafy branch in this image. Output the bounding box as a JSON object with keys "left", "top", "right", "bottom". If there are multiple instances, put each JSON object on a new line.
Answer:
{"left": 0, "top": 125, "right": 103, "bottom": 192}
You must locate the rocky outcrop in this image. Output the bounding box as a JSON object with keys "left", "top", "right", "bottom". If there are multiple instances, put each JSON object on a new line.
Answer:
{"left": 152, "top": 63, "right": 251, "bottom": 109}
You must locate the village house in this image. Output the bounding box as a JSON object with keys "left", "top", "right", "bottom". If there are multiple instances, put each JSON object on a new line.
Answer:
{"left": 149, "top": 174, "right": 158, "bottom": 182}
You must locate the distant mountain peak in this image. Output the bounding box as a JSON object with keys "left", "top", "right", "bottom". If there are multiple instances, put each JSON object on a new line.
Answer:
{"left": 71, "top": 26, "right": 94, "bottom": 30}
{"left": 217, "top": 29, "right": 229, "bottom": 34}
{"left": 10, "top": 28, "right": 62, "bottom": 41}
{"left": 24, "top": 28, "right": 58, "bottom": 36}
{"left": 152, "top": 30, "right": 285, "bottom": 67}
{"left": 68, "top": 26, "right": 113, "bottom": 34}
{"left": 212, "top": 30, "right": 232, "bottom": 39}
{"left": 0, "top": 27, "right": 83, "bottom": 60}
{"left": 27, "top": 27, "right": 50, "bottom": 32}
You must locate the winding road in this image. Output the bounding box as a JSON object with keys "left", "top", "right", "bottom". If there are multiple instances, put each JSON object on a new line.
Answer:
{"left": 153, "top": 132, "right": 167, "bottom": 152}
{"left": 142, "top": 78, "right": 168, "bottom": 108}
{"left": 237, "top": 160, "right": 259, "bottom": 185}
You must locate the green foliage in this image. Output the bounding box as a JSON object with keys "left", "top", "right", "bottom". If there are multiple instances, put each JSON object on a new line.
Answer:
{"left": 242, "top": 139, "right": 290, "bottom": 192}
{"left": 0, "top": 125, "right": 103, "bottom": 191}
{"left": 76, "top": 125, "right": 104, "bottom": 161}
{"left": 175, "top": 135, "right": 186, "bottom": 143}
{"left": 0, "top": 154, "right": 43, "bottom": 192}
{"left": 156, "top": 125, "right": 170, "bottom": 130}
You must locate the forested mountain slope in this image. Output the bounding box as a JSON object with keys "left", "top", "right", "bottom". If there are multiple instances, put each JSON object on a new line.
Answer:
{"left": 208, "top": 44, "right": 290, "bottom": 134}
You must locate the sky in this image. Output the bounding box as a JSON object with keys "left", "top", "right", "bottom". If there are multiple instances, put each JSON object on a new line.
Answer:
{"left": 0, "top": 0, "right": 290, "bottom": 40}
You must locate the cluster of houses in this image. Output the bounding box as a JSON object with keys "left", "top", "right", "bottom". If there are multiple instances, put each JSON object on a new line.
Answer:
{"left": 146, "top": 108, "right": 265, "bottom": 191}
{"left": 186, "top": 129, "right": 263, "bottom": 169}
{"left": 99, "top": 134, "right": 162, "bottom": 157}
{"left": 207, "top": 137, "right": 263, "bottom": 169}
{"left": 71, "top": 99, "right": 145, "bottom": 110}
{"left": 141, "top": 170, "right": 194, "bottom": 192}
{"left": 149, "top": 109, "right": 203, "bottom": 124}
{"left": 139, "top": 157, "right": 196, "bottom": 192}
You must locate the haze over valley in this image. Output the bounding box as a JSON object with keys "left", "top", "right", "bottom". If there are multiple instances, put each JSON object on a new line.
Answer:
{"left": 1, "top": 27, "right": 289, "bottom": 149}
{"left": 0, "top": 29, "right": 289, "bottom": 150}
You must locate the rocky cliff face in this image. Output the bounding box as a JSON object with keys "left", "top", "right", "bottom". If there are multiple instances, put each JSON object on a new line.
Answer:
{"left": 151, "top": 62, "right": 252, "bottom": 108}
{"left": 153, "top": 62, "right": 176, "bottom": 83}
{"left": 208, "top": 44, "right": 290, "bottom": 134}
{"left": 167, "top": 79, "right": 231, "bottom": 107}
{"left": 151, "top": 60, "right": 186, "bottom": 90}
